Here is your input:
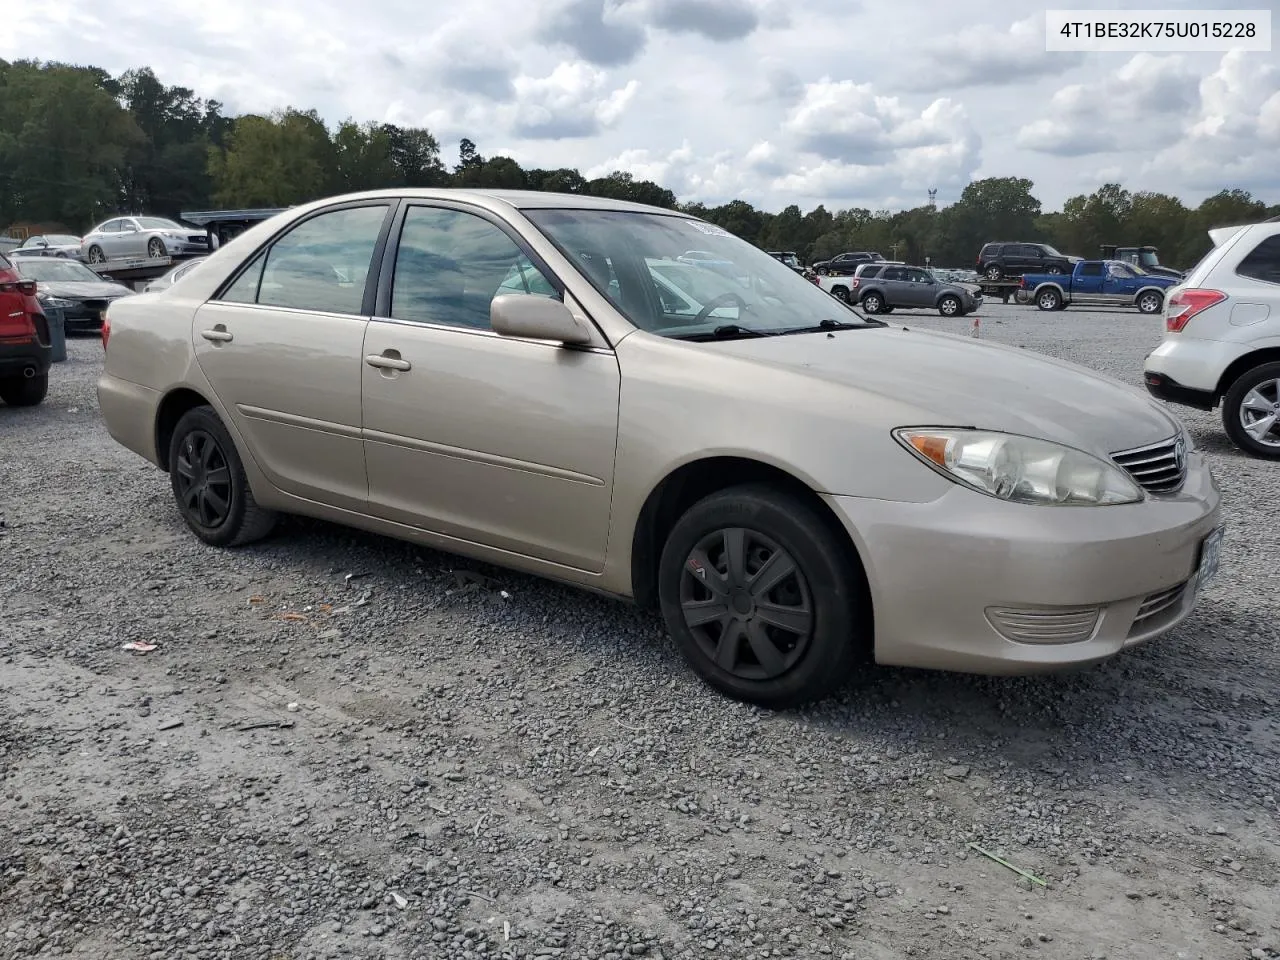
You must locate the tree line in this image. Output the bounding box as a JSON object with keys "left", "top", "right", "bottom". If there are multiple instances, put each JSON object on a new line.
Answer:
{"left": 2, "top": 59, "right": 1276, "bottom": 269}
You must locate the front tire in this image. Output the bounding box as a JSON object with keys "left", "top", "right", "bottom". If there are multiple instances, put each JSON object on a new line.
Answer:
{"left": 168, "top": 406, "right": 278, "bottom": 546}
{"left": 984, "top": 264, "right": 1003, "bottom": 280}
{"left": 657, "top": 484, "right": 868, "bottom": 709}
{"left": 0, "top": 373, "right": 48, "bottom": 407}
{"left": 147, "top": 237, "right": 167, "bottom": 259}
{"left": 1222, "top": 362, "right": 1280, "bottom": 459}
{"left": 938, "top": 295, "right": 961, "bottom": 317}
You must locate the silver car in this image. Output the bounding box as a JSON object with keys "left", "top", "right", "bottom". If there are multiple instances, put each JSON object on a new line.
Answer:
{"left": 81, "top": 216, "right": 214, "bottom": 264}
{"left": 11, "top": 234, "right": 84, "bottom": 259}
{"left": 143, "top": 256, "right": 207, "bottom": 293}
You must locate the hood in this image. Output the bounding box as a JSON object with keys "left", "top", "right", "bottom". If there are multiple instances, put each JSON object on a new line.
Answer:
{"left": 39, "top": 280, "right": 134, "bottom": 299}
{"left": 707, "top": 326, "right": 1182, "bottom": 455}
{"left": 1138, "top": 272, "right": 1180, "bottom": 287}
{"left": 942, "top": 281, "right": 980, "bottom": 297}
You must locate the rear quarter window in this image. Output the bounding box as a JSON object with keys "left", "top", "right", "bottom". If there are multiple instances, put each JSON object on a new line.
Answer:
{"left": 1237, "top": 234, "right": 1280, "bottom": 285}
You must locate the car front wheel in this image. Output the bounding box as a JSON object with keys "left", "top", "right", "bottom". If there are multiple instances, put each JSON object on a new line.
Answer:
{"left": 657, "top": 484, "right": 868, "bottom": 709}
{"left": 938, "top": 295, "right": 961, "bottom": 317}
{"left": 168, "top": 405, "right": 278, "bottom": 546}
{"left": 1223, "top": 362, "right": 1280, "bottom": 459}
{"left": 148, "top": 237, "right": 167, "bottom": 259}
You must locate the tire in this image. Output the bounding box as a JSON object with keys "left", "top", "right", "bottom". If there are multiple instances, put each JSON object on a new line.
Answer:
{"left": 168, "top": 405, "right": 278, "bottom": 546}
{"left": 1222, "top": 361, "right": 1280, "bottom": 460}
{"left": 147, "top": 237, "right": 166, "bottom": 259}
{"left": 1137, "top": 291, "right": 1163, "bottom": 315}
{"left": 1046, "top": 265, "right": 1063, "bottom": 275}
{"left": 861, "top": 291, "right": 884, "bottom": 314}
{"left": 0, "top": 373, "right": 48, "bottom": 407}
{"left": 87, "top": 245, "right": 105, "bottom": 264}
{"left": 657, "top": 483, "right": 868, "bottom": 709}
{"left": 938, "top": 295, "right": 961, "bottom": 317}
{"left": 816, "top": 266, "right": 829, "bottom": 276}
{"left": 1036, "top": 288, "right": 1062, "bottom": 311}
{"left": 831, "top": 286, "right": 850, "bottom": 303}
{"left": 984, "top": 264, "right": 1003, "bottom": 280}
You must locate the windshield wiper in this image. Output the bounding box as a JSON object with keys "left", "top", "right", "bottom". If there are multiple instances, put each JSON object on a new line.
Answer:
{"left": 669, "top": 324, "right": 773, "bottom": 341}
{"left": 781, "top": 317, "right": 882, "bottom": 335}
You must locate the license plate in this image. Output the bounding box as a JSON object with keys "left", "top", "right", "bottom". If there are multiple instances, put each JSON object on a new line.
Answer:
{"left": 1196, "top": 526, "right": 1224, "bottom": 588}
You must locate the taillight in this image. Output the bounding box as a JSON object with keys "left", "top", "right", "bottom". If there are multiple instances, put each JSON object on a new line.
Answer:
{"left": 102, "top": 314, "right": 111, "bottom": 349}
{"left": 850, "top": 279, "right": 860, "bottom": 288}
{"left": 0, "top": 280, "right": 36, "bottom": 295}
{"left": 1165, "top": 288, "right": 1226, "bottom": 332}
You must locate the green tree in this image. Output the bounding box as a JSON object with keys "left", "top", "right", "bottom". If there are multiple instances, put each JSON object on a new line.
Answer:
{"left": 0, "top": 59, "right": 142, "bottom": 228}
{"left": 384, "top": 125, "right": 446, "bottom": 186}
{"left": 208, "top": 109, "right": 335, "bottom": 207}
{"left": 332, "top": 120, "right": 398, "bottom": 192}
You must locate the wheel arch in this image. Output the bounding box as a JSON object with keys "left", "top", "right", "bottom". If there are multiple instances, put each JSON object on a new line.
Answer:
{"left": 154, "top": 386, "right": 216, "bottom": 469}
{"left": 628, "top": 455, "right": 873, "bottom": 628}
{"left": 1215, "top": 348, "right": 1280, "bottom": 404}
{"left": 1133, "top": 285, "right": 1167, "bottom": 303}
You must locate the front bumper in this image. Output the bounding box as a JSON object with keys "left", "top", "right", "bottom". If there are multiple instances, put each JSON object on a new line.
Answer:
{"left": 824, "top": 452, "right": 1222, "bottom": 674}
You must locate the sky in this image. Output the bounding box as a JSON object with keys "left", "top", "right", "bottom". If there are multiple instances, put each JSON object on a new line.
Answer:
{"left": 5, "top": 0, "right": 1279, "bottom": 215}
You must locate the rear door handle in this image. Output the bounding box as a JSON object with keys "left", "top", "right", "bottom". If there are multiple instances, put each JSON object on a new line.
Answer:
{"left": 201, "top": 327, "right": 233, "bottom": 342}
{"left": 365, "top": 353, "right": 412, "bottom": 372}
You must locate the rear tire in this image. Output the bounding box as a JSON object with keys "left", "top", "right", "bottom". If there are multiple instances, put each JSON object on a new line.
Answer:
{"left": 168, "top": 405, "right": 278, "bottom": 546}
{"left": 1137, "top": 291, "right": 1163, "bottom": 315}
{"left": 1222, "top": 361, "right": 1280, "bottom": 460}
{"left": 861, "top": 291, "right": 884, "bottom": 314}
{"left": 0, "top": 373, "right": 48, "bottom": 407}
{"left": 657, "top": 484, "right": 869, "bottom": 709}
{"left": 1036, "top": 288, "right": 1062, "bottom": 311}
{"left": 831, "top": 286, "right": 850, "bottom": 303}
{"left": 87, "top": 245, "right": 105, "bottom": 264}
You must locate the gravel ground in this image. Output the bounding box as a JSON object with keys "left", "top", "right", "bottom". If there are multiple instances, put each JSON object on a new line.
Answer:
{"left": 1, "top": 303, "right": 1277, "bottom": 960}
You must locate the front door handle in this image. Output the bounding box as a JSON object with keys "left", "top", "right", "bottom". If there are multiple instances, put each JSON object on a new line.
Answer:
{"left": 201, "top": 326, "right": 233, "bottom": 343}
{"left": 365, "top": 352, "right": 412, "bottom": 372}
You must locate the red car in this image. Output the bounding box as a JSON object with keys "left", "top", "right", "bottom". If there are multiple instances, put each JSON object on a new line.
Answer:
{"left": 0, "top": 250, "right": 51, "bottom": 406}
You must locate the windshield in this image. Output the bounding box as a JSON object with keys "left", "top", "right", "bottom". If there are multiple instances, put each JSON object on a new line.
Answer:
{"left": 523, "top": 209, "right": 876, "bottom": 337}
{"left": 15, "top": 259, "right": 100, "bottom": 282}
{"left": 1041, "top": 244, "right": 1064, "bottom": 257}
{"left": 137, "top": 217, "right": 184, "bottom": 230}
{"left": 1139, "top": 250, "right": 1160, "bottom": 267}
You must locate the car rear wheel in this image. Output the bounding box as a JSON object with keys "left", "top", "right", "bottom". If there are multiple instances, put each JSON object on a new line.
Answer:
{"left": 148, "top": 237, "right": 166, "bottom": 259}
{"left": 1046, "top": 265, "right": 1063, "bottom": 275}
{"left": 168, "top": 406, "right": 278, "bottom": 546}
{"left": 657, "top": 484, "right": 868, "bottom": 709}
{"left": 831, "top": 286, "right": 850, "bottom": 302}
{"left": 938, "top": 295, "right": 961, "bottom": 317}
{"left": 0, "top": 373, "right": 48, "bottom": 407}
{"left": 1223, "top": 362, "right": 1280, "bottom": 459}
{"left": 861, "top": 292, "right": 884, "bottom": 314}
{"left": 86, "top": 245, "right": 105, "bottom": 264}
{"left": 1036, "top": 288, "right": 1062, "bottom": 311}
{"left": 1137, "top": 291, "right": 1163, "bottom": 314}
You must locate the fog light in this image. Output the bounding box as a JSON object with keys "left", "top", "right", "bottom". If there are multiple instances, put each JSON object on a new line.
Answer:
{"left": 985, "top": 606, "right": 1101, "bottom": 644}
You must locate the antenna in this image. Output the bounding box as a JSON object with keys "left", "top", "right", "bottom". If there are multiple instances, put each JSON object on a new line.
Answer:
{"left": 928, "top": 188, "right": 937, "bottom": 209}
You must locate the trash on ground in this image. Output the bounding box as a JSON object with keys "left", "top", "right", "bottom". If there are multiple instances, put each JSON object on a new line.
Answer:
{"left": 120, "top": 641, "right": 157, "bottom": 653}
{"left": 231, "top": 718, "right": 296, "bottom": 732}
{"left": 966, "top": 842, "right": 1047, "bottom": 887}
{"left": 157, "top": 719, "right": 184, "bottom": 731}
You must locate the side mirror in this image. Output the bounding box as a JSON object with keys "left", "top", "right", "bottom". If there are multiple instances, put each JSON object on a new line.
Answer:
{"left": 491, "top": 294, "right": 593, "bottom": 345}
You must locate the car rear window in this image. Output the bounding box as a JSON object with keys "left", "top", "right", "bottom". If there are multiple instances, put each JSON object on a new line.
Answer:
{"left": 1237, "top": 234, "right": 1280, "bottom": 285}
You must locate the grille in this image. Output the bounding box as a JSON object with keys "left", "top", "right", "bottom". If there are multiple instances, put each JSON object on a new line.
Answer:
{"left": 1111, "top": 435, "right": 1187, "bottom": 494}
{"left": 187, "top": 235, "right": 210, "bottom": 244}
{"left": 1129, "top": 581, "right": 1189, "bottom": 636}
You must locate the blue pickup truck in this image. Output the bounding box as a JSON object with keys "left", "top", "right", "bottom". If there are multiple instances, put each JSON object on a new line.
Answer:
{"left": 1020, "top": 259, "right": 1179, "bottom": 314}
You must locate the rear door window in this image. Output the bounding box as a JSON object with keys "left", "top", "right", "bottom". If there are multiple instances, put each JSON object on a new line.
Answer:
{"left": 1237, "top": 234, "right": 1280, "bottom": 285}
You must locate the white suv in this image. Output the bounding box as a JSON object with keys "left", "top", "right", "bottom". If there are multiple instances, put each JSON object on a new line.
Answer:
{"left": 1144, "top": 217, "right": 1280, "bottom": 458}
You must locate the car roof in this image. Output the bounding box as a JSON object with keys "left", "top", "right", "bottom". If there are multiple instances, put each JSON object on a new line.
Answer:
{"left": 287, "top": 187, "right": 692, "bottom": 217}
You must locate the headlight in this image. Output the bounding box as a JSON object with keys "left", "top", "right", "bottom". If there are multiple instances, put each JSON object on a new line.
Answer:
{"left": 39, "top": 296, "right": 76, "bottom": 308}
{"left": 893, "top": 428, "right": 1144, "bottom": 506}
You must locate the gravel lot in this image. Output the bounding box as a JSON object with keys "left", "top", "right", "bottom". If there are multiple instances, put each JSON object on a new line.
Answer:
{"left": 2, "top": 302, "right": 1277, "bottom": 960}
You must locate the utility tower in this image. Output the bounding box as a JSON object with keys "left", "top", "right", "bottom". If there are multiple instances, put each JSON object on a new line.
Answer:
{"left": 928, "top": 188, "right": 937, "bottom": 209}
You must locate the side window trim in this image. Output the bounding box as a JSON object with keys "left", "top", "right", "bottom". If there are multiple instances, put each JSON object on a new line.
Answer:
{"left": 209, "top": 199, "right": 400, "bottom": 315}
{"left": 373, "top": 200, "right": 566, "bottom": 321}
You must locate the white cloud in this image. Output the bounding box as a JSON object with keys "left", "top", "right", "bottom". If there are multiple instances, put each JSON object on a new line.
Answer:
{"left": 902, "top": 14, "right": 1086, "bottom": 91}
{"left": 511, "top": 62, "right": 639, "bottom": 139}
{"left": 1016, "top": 53, "right": 1200, "bottom": 157}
